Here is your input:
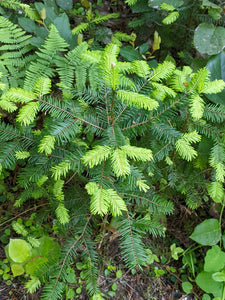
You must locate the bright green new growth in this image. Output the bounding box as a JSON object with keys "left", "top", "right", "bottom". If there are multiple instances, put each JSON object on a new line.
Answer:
{"left": 0, "top": 15, "right": 225, "bottom": 299}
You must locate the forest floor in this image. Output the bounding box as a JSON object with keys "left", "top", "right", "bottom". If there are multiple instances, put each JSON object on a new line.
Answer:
{"left": 0, "top": 200, "right": 205, "bottom": 299}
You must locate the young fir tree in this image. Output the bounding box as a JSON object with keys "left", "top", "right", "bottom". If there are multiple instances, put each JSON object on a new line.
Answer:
{"left": 0, "top": 16, "right": 225, "bottom": 299}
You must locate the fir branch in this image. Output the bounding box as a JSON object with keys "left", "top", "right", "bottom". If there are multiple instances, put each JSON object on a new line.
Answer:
{"left": 47, "top": 216, "right": 92, "bottom": 300}
{"left": 39, "top": 99, "right": 104, "bottom": 131}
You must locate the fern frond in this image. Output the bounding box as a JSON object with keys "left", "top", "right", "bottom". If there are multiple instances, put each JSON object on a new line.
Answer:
{"left": 24, "top": 25, "right": 69, "bottom": 91}
{"left": 12, "top": 222, "right": 28, "bottom": 236}
{"left": 33, "top": 77, "right": 51, "bottom": 97}
{"left": 114, "top": 31, "right": 136, "bottom": 42}
{"left": 0, "top": 16, "right": 31, "bottom": 44}
{"left": 20, "top": 4, "right": 40, "bottom": 20}
{"left": 81, "top": 50, "right": 101, "bottom": 64}
{"left": 72, "top": 22, "right": 89, "bottom": 35}
{"left": 24, "top": 276, "right": 41, "bottom": 294}
{"left": 162, "top": 11, "right": 179, "bottom": 24}
{"left": 92, "top": 13, "right": 119, "bottom": 24}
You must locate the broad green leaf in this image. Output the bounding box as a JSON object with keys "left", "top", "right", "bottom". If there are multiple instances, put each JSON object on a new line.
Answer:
{"left": 56, "top": 0, "right": 73, "bottom": 10}
{"left": 196, "top": 271, "right": 223, "bottom": 297}
{"left": 206, "top": 51, "right": 225, "bottom": 106}
{"left": 202, "top": 0, "right": 221, "bottom": 10}
{"left": 24, "top": 276, "right": 41, "bottom": 293}
{"left": 25, "top": 256, "right": 48, "bottom": 275}
{"left": 66, "top": 288, "right": 75, "bottom": 299}
{"left": 53, "top": 13, "right": 74, "bottom": 46}
{"left": 182, "top": 281, "right": 193, "bottom": 294}
{"left": 204, "top": 245, "right": 225, "bottom": 272}
{"left": 152, "top": 31, "right": 161, "bottom": 51}
{"left": 190, "top": 218, "right": 221, "bottom": 246}
{"left": 194, "top": 23, "right": 225, "bottom": 55}
{"left": 170, "top": 243, "right": 183, "bottom": 260}
{"left": 120, "top": 46, "right": 140, "bottom": 61}
{"left": 11, "top": 264, "right": 24, "bottom": 277}
{"left": 37, "top": 236, "right": 60, "bottom": 258}
{"left": 202, "top": 294, "right": 211, "bottom": 300}
{"left": 212, "top": 271, "right": 225, "bottom": 282}
{"left": 8, "top": 239, "right": 31, "bottom": 263}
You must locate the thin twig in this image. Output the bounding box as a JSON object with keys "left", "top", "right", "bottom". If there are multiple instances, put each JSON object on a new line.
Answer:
{"left": 0, "top": 203, "right": 48, "bottom": 227}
